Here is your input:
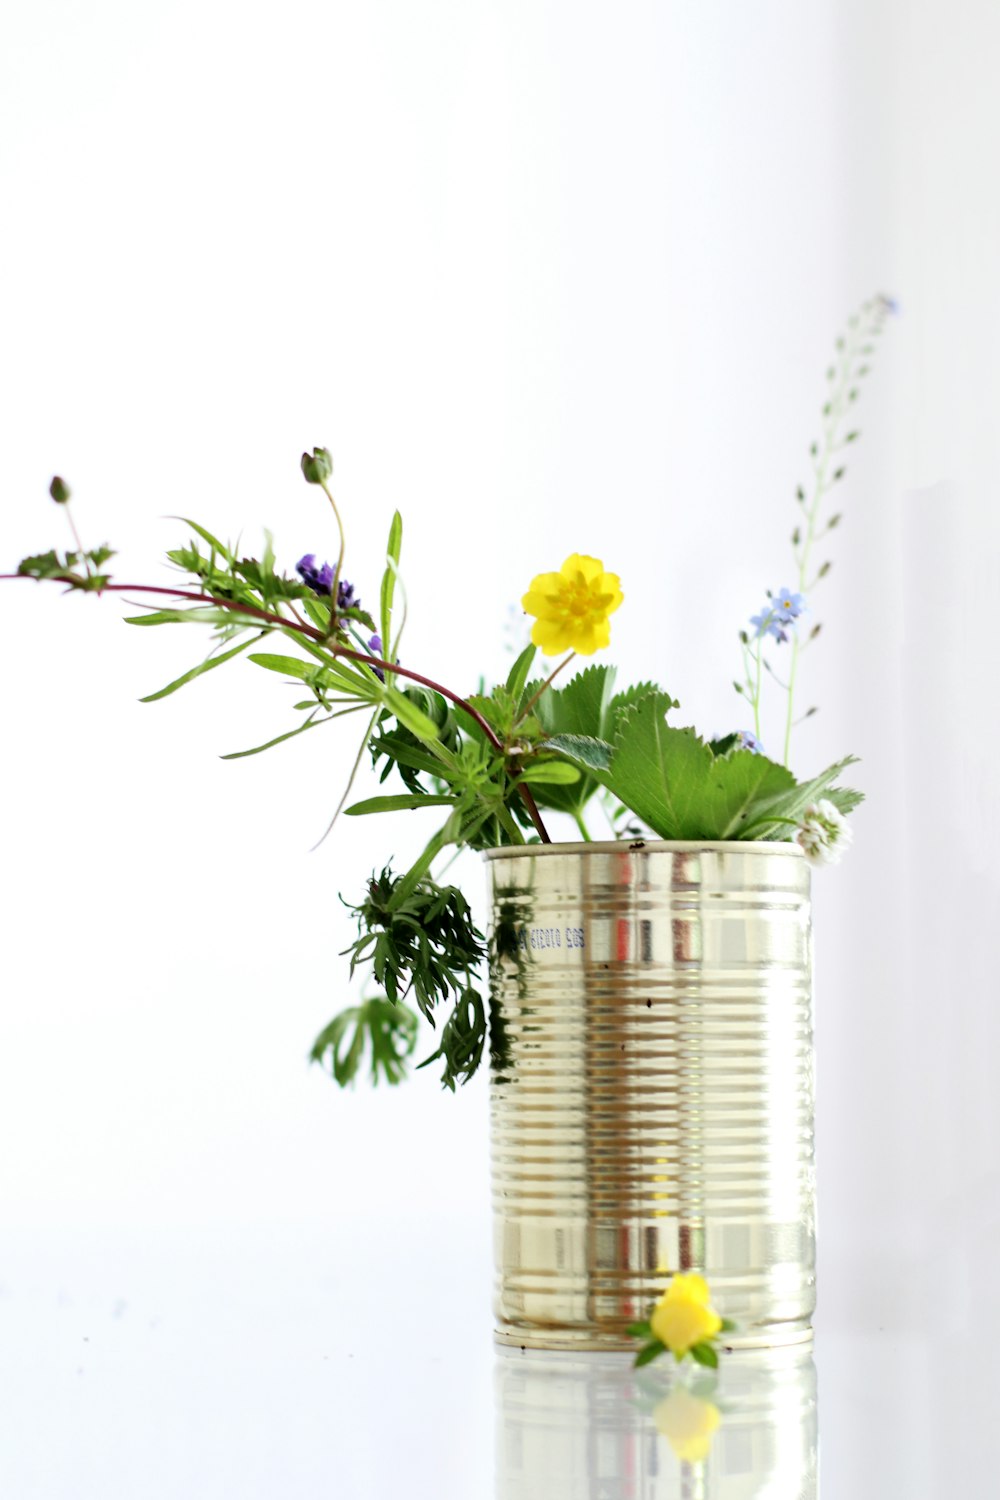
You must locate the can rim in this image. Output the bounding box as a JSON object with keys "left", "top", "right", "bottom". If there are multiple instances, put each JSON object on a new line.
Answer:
{"left": 483, "top": 838, "right": 805, "bottom": 860}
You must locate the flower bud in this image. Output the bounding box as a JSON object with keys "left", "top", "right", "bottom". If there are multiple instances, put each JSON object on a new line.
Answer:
{"left": 300, "top": 447, "right": 333, "bottom": 485}
{"left": 49, "top": 476, "right": 71, "bottom": 504}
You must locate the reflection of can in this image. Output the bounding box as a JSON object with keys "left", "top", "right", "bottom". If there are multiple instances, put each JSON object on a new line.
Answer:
{"left": 494, "top": 1346, "right": 818, "bottom": 1500}
{"left": 486, "top": 842, "right": 814, "bottom": 1351}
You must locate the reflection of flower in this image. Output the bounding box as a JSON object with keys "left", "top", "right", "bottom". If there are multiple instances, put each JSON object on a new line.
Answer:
{"left": 654, "top": 1386, "right": 721, "bottom": 1463}
{"left": 650, "top": 1274, "right": 723, "bottom": 1358}
{"left": 796, "top": 798, "right": 851, "bottom": 865}
{"left": 522, "top": 554, "right": 623, "bottom": 656}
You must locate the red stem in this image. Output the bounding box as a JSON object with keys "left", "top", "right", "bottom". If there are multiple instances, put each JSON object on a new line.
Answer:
{"left": 3, "top": 572, "right": 552, "bottom": 843}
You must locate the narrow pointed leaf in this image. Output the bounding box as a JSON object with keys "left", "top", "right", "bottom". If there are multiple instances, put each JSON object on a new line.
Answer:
{"left": 140, "top": 637, "right": 255, "bottom": 701}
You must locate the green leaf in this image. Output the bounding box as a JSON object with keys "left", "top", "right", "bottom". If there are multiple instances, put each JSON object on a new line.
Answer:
{"left": 594, "top": 694, "right": 797, "bottom": 840}
{"left": 249, "top": 650, "right": 379, "bottom": 701}
{"left": 718, "top": 1318, "right": 737, "bottom": 1333}
{"left": 535, "top": 663, "right": 618, "bottom": 740}
{"left": 171, "top": 516, "right": 236, "bottom": 565}
{"left": 310, "top": 997, "right": 419, "bottom": 1087}
{"left": 380, "top": 509, "right": 403, "bottom": 656}
{"left": 344, "top": 794, "right": 456, "bottom": 816}
{"left": 625, "top": 1320, "right": 653, "bottom": 1339}
{"left": 633, "top": 1338, "right": 667, "bottom": 1369}
{"left": 505, "top": 644, "right": 537, "bottom": 706}
{"left": 124, "top": 610, "right": 189, "bottom": 626}
{"left": 248, "top": 652, "right": 319, "bottom": 681}
{"left": 741, "top": 755, "right": 863, "bottom": 839}
{"left": 546, "top": 734, "right": 613, "bottom": 773}
{"left": 139, "top": 636, "right": 256, "bottom": 702}
{"left": 690, "top": 1342, "right": 719, "bottom": 1369}
{"left": 220, "top": 714, "right": 327, "bottom": 759}
{"left": 517, "top": 760, "right": 581, "bottom": 786}
{"left": 385, "top": 685, "right": 441, "bottom": 744}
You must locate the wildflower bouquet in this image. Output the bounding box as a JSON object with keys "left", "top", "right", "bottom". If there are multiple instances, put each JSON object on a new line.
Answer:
{"left": 6, "top": 296, "right": 892, "bottom": 1092}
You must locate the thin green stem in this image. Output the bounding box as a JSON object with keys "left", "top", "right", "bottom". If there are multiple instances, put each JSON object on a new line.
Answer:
{"left": 753, "top": 634, "right": 763, "bottom": 741}
{"left": 518, "top": 651, "right": 575, "bottom": 722}
{"left": 62, "top": 503, "right": 89, "bottom": 572}
{"left": 573, "top": 807, "right": 593, "bottom": 841}
{"left": 320, "top": 479, "right": 347, "bottom": 610}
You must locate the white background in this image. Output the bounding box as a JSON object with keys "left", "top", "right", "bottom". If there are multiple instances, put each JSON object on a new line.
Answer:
{"left": 2, "top": 1, "right": 999, "bottom": 1494}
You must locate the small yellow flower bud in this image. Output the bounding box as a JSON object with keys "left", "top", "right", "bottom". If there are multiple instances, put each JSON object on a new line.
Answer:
{"left": 649, "top": 1273, "right": 723, "bottom": 1358}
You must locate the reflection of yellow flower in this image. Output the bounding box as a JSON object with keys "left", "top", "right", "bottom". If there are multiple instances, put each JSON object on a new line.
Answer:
{"left": 650, "top": 1274, "right": 723, "bottom": 1358}
{"left": 654, "top": 1387, "right": 721, "bottom": 1463}
{"left": 522, "top": 554, "right": 623, "bottom": 656}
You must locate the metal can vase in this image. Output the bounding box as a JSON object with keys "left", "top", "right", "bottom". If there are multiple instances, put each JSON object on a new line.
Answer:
{"left": 487, "top": 841, "right": 814, "bottom": 1351}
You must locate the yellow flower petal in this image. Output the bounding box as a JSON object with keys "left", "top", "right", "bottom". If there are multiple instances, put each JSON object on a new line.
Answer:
{"left": 650, "top": 1274, "right": 723, "bottom": 1356}
{"left": 521, "top": 553, "right": 624, "bottom": 656}
{"left": 667, "top": 1274, "right": 712, "bottom": 1306}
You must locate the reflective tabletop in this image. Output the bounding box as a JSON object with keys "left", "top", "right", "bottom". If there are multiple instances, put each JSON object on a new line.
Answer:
{"left": 0, "top": 1221, "right": 992, "bottom": 1497}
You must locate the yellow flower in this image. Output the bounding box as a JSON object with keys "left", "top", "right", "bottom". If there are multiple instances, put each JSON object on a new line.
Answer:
{"left": 650, "top": 1274, "right": 723, "bottom": 1358}
{"left": 521, "top": 553, "right": 623, "bottom": 656}
{"left": 653, "top": 1387, "right": 721, "bottom": 1464}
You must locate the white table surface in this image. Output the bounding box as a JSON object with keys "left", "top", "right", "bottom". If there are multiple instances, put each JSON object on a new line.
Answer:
{"left": 1, "top": 1216, "right": 994, "bottom": 1498}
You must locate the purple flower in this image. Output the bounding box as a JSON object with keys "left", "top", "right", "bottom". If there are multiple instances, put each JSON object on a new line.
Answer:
{"left": 367, "top": 634, "right": 385, "bottom": 682}
{"left": 739, "top": 730, "right": 765, "bottom": 755}
{"left": 295, "top": 556, "right": 361, "bottom": 611}
{"left": 772, "top": 587, "right": 806, "bottom": 624}
{"left": 296, "top": 553, "right": 330, "bottom": 595}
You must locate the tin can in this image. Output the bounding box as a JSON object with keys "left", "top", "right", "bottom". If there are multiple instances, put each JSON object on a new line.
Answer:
{"left": 487, "top": 841, "right": 814, "bottom": 1350}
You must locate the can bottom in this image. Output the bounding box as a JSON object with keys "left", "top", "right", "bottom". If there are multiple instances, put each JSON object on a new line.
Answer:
{"left": 493, "top": 1321, "right": 814, "bottom": 1354}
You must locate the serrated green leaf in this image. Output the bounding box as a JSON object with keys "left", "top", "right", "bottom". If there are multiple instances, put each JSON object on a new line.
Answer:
{"left": 597, "top": 695, "right": 797, "bottom": 840}
{"left": 741, "top": 755, "right": 862, "bottom": 839}
{"left": 546, "top": 734, "right": 613, "bottom": 773}
{"left": 140, "top": 636, "right": 257, "bottom": 702}
{"left": 534, "top": 663, "right": 617, "bottom": 739}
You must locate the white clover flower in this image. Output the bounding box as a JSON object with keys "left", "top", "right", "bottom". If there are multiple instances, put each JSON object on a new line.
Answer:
{"left": 795, "top": 798, "right": 852, "bottom": 865}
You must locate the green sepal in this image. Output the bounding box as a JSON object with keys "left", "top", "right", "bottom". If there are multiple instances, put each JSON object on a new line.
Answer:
{"left": 690, "top": 1342, "right": 719, "bottom": 1369}
{"left": 633, "top": 1338, "right": 667, "bottom": 1369}
{"left": 626, "top": 1320, "right": 653, "bottom": 1339}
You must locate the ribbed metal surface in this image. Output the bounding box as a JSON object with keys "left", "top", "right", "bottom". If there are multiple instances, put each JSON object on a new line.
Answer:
{"left": 486, "top": 842, "right": 814, "bottom": 1350}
